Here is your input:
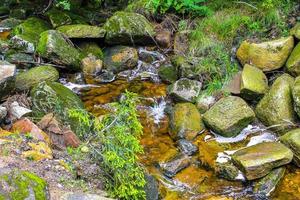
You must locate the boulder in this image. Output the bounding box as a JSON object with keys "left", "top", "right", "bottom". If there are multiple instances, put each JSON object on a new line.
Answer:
{"left": 167, "top": 78, "right": 202, "bottom": 102}
{"left": 103, "top": 45, "right": 138, "bottom": 73}
{"left": 0, "top": 170, "right": 49, "bottom": 200}
{"left": 37, "top": 30, "right": 82, "bottom": 71}
{"left": 203, "top": 96, "right": 255, "bottom": 137}
{"left": 16, "top": 65, "right": 59, "bottom": 91}
{"left": 290, "top": 23, "right": 300, "bottom": 39}
{"left": 286, "top": 43, "right": 300, "bottom": 76}
{"left": 104, "top": 11, "right": 155, "bottom": 45}
{"left": 46, "top": 9, "right": 72, "bottom": 28}
{"left": 159, "top": 155, "right": 190, "bottom": 177}
{"left": 256, "top": 74, "right": 296, "bottom": 134}
{"left": 57, "top": 24, "right": 106, "bottom": 38}
{"left": 236, "top": 37, "right": 294, "bottom": 71}
{"left": 10, "top": 17, "right": 50, "bottom": 53}
{"left": 240, "top": 64, "right": 268, "bottom": 100}
{"left": 0, "top": 61, "right": 16, "bottom": 100}
{"left": 253, "top": 167, "right": 286, "bottom": 197}
{"left": 169, "top": 103, "right": 204, "bottom": 140}
{"left": 158, "top": 64, "right": 178, "bottom": 84}
{"left": 231, "top": 142, "right": 293, "bottom": 180}
{"left": 279, "top": 129, "right": 300, "bottom": 167}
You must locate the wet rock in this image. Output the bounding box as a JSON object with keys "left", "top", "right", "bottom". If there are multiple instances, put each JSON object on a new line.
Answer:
{"left": 31, "top": 81, "right": 84, "bottom": 118}
{"left": 0, "top": 18, "right": 22, "bottom": 29}
{"left": 95, "top": 71, "right": 116, "bottom": 83}
{"left": 60, "top": 192, "right": 113, "bottom": 200}
{"left": 253, "top": 167, "right": 286, "bottom": 196}
{"left": 231, "top": 142, "right": 293, "bottom": 180}
{"left": 57, "top": 24, "right": 106, "bottom": 38}
{"left": 104, "top": 11, "right": 155, "bottom": 45}
{"left": 240, "top": 64, "right": 268, "bottom": 101}
{"left": 103, "top": 45, "right": 138, "bottom": 73}
{"left": 37, "top": 30, "right": 82, "bottom": 71}
{"left": 9, "top": 101, "right": 32, "bottom": 120}
{"left": 160, "top": 155, "right": 190, "bottom": 177}
{"left": 158, "top": 64, "right": 178, "bottom": 84}
{"left": 286, "top": 42, "right": 300, "bottom": 76}
{"left": 290, "top": 23, "right": 300, "bottom": 39}
{"left": 0, "top": 61, "right": 16, "bottom": 100}
{"left": 5, "top": 52, "right": 35, "bottom": 67}
{"left": 279, "top": 129, "right": 300, "bottom": 167}
{"left": 256, "top": 74, "right": 296, "bottom": 134}
{"left": 16, "top": 65, "right": 59, "bottom": 91}
{"left": 167, "top": 78, "right": 202, "bottom": 102}
{"left": 169, "top": 103, "right": 204, "bottom": 140}
{"left": 81, "top": 55, "right": 103, "bottom": 75}
{"left": 78, "top": 42, "right": 103, "bottom": 59}
{"left": 10, "top": 17, "right": 50, "bottom": 53}
{"left": 0, "top": 170, "right": 49, "bottom": 200}
{"left": 177, "top": 139, "right": 198, "bottom": 156}
{"left": 216, "top": 161, "right": 240, "bottom": 181}
{"left": 236, "top": 36, "right": 294, "bottom": 71}
{"left": 203, "top": 96, "right": 255, "bottom": 137}
{"left": 144, "top": 174, "right": 159, "bottom": 200}
{"left": 0, "top": 39, "right": 9, "bottom": 53}
{"left": 173, "top": 30, "right": 190, "bottom": 55}
{"left": 156, "top": 30, "right": 172, "bottom": 48}
{"left": 0, "top": 106, "right": 7, "bottom": 121}
{"left": 46, "top": 9, "right": 72, "bottom": 28}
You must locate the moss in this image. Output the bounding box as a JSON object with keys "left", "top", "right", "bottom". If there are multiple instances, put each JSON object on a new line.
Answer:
{"left": 57, "top": 24, "right": 106, "bottom": 38}
{"left": 46, "top": 8, "right": 72, "bottom": 28}
{"left": 78, "top": 42, "right": 103, "bottom": 59}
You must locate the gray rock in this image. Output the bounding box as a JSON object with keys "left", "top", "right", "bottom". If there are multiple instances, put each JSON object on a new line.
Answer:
{"left": 9, "top": 101, "right": 32, "bottom": 120}
{"left": 160, "top": 155, "right": 190, "bottom": 177}
{"left": 0, "top": 61, "right": 16, "bottom": 100}
{"left": 144, "top": 174, "right": 159, "bottom": 200}
{"left": 215, "top": 161, "right": 240, "bottom": 181}
{"left": 177, "top": 139, "right": 198, "bottom": 156}
{"left": 0, "top": 106, "right": 7, "bottom": 120}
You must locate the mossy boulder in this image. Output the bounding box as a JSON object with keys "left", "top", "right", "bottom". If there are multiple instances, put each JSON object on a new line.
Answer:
{"left": 236, "top": 37, "right": 294, "bottom": 71}
{"left": 10, "top": 17, "right": 50, "bottom": 53}
{"left": 0, "top": 61, "right": 16, "bottom": 100}
{"left": 78, "top": 42, "right": 103, "bottom": 59}
{"left": 167, "top": 78, "right": 202, "bottom": 103}
{"left": 286, "top": 43, "right": 300, "bottom": 76}
{"left": 290, "top": 23, "right": 300, "bottom": 39}
{"left": 16, "top": 66, "right": 59, "bottom": 91}
{"left": 31, "top": 81, "right": 84, "bottom": 118}
{"left": 203, "top": 96, "right": 255, "bottom": 137}
{"left": 292, "top": 76, "right": 300, "bottom": 118}
{"left": 169, "top": 103, "right": 204, "bottom": 140}
{"left": 57, "top": 24, "right": 106, "bottom": 38}
{"left": 231, "top": 142, "right": 293, "bottom": 180}
{"left": 103, "top": 45, "right": 138, "bottom": 73}
{"left": 279, "top": 129, "right": 300, "bottom": 167}
{"left": 5, "top": 52, "right": 35, "bottom": 67}
{"left": 0, "top": 170, "right": 49, "bottom": 200}
{"left": 158, "top": 64, "right": 178, "bottom": 84}
{"left": 46, "top": 9, "right": 72, "bottom": 28}
{"left": 240, "top": 64, "right": 268, "bottom": 100}
{"left": 256, "top": 74, "right": 296, "bottom": 134}
{"left": 37, "top": 30, "right": 82, "bottom": 71}
{"left": 104, "top": 11, "right": 155, "bottom": 45}
{"left": 0, "top": 18, "right": 22, "bottom": 29}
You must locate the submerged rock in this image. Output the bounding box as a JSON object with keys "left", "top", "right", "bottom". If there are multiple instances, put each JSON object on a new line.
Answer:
{"left": 160, "top": 155, "right": 190, "bottom": 177}
{"left": 231, "top": 142, "right": 293, "bottom": 180}
{"left": 290, "top": 23, "right": 300, "bottom": 39}
{"left": 0, "top": 170, "right": 49, "bottom": 200}
{"left": 57, "top": 24, "right": 106, "bottom": 38}
{"left": 256, "top": 74, "right": 296, "bottom": 134}
{"left": 279, "top": 129, "right": 300, "bottom": 167}
{"left": 203, "top": 96, "right": 255, "bottom": 137}
{"left": 103, "top": 45, "right": 138, "bottom": 73}
{"left": 240, "top": 64, "right": 268, "bottom": 100}
{"left": 167, "top": 78, "right": 202, "bottom": 102}
{"left": 37, "top": 30, "right": 82, "bottom": 71}
{"left": 104, "top": 11, "right": 155, "bottom": 45}
{"left": 253, "top": 167, "right": 286, "bottom": 197}
{"left": 16, "top": 65, "right": 59, "bottom": 91}
{"left": 286, "top": 42, "right": 300, "bottom": 76}
{"left": 236, "top": 37, "right": 294, "bottom": 71}
{"left": 169, "top": 103, "right": 204, "bottom": 140}
{"left": 0, "top": 61, "right": 16, "bottom": 100}
{"left": 10, "top": 17, "right": 50, "bottom": 53}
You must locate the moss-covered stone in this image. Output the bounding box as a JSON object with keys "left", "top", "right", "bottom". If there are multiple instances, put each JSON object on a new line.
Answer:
{"left": 5, "top": 52, "right": 34, "bottom": 67}
{"left": 256, "top": 74, "right": 296, "bottom": 134}
{"left": 236, "top": 37, "right": 294, "bottom": 71}
{"left": 292, "top": 76, "right": 300, "bottom": 118}
{"left": 10, "top": 17, "right": 50, "bottom": 53}
{"left": 279, "top": 129, "right": 300, "bottom": 167}
{"left": 0, "top": 170, "right": 49, "bottom": 200}
{"left": 158, "top": 64, "right": 178, "bottom": 84}
{"left": 46, "top": 9, "right": 72, "bottom": 28}
{"left": 78, "top": 42, "right": 103, "bottom": 59}
{"left": 171, "top": 55, "right": 200, "bottom": 79}
{"left": 16, "top": 66, "right": 59, "bottom": 91}
{"left": 290, "top": 23, "right": 300, "bottom": 39}
{"left": 167, "top": 78, "right": 202, "bottom": 103}
{"left": 0, "top": 18, "right": 22, "bottom": 29}
{"left": 215, "top": 161, "right": 240, "bottom": 181}
{"left": 232, "top": 142, "right": 292, "bottom": 180}
{"left": 286, "top": 43, "right": 300, "bottom": 76}
{"left": 169, "top": 103, "right": 204, "bottom": 140}
{"left": 203, "top": 96, "right": 255, "bottom": 137}
{"left": 240, "top": 64, "right": 268, "bottom": 100}
{"left": 57, "top": 24, "right": 106, "bottom": 38}
{"left": 0, "top": 39, "right": 10, "bottom": 54}
{"left": 37, "top": 30, "right": 82, "bottom": 71}
{"left": 104, "top": 11, "right": 155, "bottom": 45}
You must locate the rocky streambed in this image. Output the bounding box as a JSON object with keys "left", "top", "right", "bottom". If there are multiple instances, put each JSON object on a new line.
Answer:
{"left": 0, "top": 1, "right": 300, "bottom": 200}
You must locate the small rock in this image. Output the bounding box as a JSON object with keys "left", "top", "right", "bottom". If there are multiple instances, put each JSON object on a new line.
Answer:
{"left": 286, "top": 42, "right": 300, "bottom": 76}
{"left": 231, "top": 142, "right": 293, "bottom": 180}
{"left": 81, "top": 146, "right": 89, "bottom": 153}
{"left": 81, "top": 54, "right": 103, "bottom": 75}
{"left": 78, "top": 42, "right": 103, "bottom": 59}
{"left": 167, "top": 78, "right": 202, "bottom": 102}
{"left": 203, "top": 96, "right": 255, "bottom": 137}
{"left": 63, "top": 127, "right": 81, "bottom": 148}
{"left": 156, "top": 30, "right": 172, "bottom": 48}
{"left": 95, "top": 71, "right": 116, "bottom": 83}
{"left": 158, "top": 64, "right": 178, "bottom": 84}
{"left": 0, "top": 61, "right": 16, "bottom": 100}
{"left": 290, "top": 23, "right": 300, "bottom": 39}
{"left": 0, "top": 106, "right": 7, "bottom": 120}
{"left": 224, "top": 71, "right": 241, "bottom": 95}
{"left": 196, "top": 95, "right": 216, "bottom": 113}
{"left": 46, "top": 8, "right": 72, "bottom": 28}
{"left": 160, "top": 155, "right": 190, "bottom": 177}
{"left": 9, "top": 101, "right": 32, "bottom": 120}
{"left": 177, "top": 139, "right": 198, "bottom": 156}
{"left": 144, "top": 174, "right": 159, "bottom": 200}
{"left": 215, "top": 161, "right": 240, "bottom": 181}
{"left": 57, "top": 24, "right": 106, "bottom": 38}
{"left": 279, "top": 128, "right": 300, "bottom": 167}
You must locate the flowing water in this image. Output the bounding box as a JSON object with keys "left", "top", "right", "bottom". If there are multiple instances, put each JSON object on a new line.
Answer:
{"left": 61, "top": 49, "right": 300, "bottom": 200}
